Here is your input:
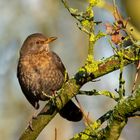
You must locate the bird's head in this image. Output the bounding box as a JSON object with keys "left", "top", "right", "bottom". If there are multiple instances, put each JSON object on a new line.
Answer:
{"left": 20, "top": 33, "right": 57, "bottom": 56}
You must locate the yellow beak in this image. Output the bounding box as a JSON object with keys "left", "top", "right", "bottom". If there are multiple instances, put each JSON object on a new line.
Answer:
{"left": 45, "top": 37, "right": 57, "bottom": 44}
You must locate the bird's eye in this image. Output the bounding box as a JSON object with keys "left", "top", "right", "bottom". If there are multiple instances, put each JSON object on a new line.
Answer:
{"left": 36, "top": 40, "right": 44, "bottom": 44}
{"left": 36, "top": 41, "right": 40, "bottom": 44}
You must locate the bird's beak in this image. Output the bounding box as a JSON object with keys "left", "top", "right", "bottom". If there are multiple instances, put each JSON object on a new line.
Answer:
{"left": 45, "top": 37, "right": 57, "bottom": 44}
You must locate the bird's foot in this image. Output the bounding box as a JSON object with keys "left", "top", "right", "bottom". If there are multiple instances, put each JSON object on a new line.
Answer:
{"left": 29, "top": 119, "right": 34, "bottom": 131}
{"left": 42, "top": 91, "right": 53, "bottom": 99}
{"left": 28, "top": 112, "right": 37, "bottom": 131}
{"left": 50, "top": 91, "right": 58, "bottom": 106}
{"left": 42, "top": 91, "right": 57, "bottom": 103}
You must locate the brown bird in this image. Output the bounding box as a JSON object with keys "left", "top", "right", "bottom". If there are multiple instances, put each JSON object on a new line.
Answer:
{"left": 17, "top": 33, "right": 83, "bottom": 121}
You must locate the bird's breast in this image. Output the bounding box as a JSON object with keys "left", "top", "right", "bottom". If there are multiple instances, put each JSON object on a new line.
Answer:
{"left": 18, "top": 52, "right": 64, "bottom": 99}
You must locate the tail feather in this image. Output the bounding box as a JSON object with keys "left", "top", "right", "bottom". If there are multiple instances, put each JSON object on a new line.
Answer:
{"left": 59, "top": 100, "right": 83, "bottom": 122}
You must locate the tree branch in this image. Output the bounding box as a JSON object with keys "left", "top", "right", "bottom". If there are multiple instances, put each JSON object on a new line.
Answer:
{"left": 72, "top": 86, "right": 140, "bottom": 140}
{"left": 78, "top": 89, "right": 118, "bottom": 101}
{"left": 19, "top": 45, "right": 140, "bottom": 140}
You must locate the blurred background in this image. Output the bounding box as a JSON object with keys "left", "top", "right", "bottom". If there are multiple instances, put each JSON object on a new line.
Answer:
{"left": 0, "top": 0, "right": 140, "bottom": 139}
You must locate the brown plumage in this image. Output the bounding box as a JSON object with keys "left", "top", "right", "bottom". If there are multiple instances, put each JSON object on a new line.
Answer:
{"left": 17, "top": 33, "right": 83, "bottom": 121}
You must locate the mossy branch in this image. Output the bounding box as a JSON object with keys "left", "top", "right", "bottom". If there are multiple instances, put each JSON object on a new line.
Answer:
{"left": 72, "top": 87, "right": 140, "bottom": 140}
{"left": 62, "top": 0, "right": 105, "bottom": 63}
{"left": 78, "top": 89, "right": 119, "bottom": 101}
{"left": 19, "top": 45, "right": 140, "bottom": 140}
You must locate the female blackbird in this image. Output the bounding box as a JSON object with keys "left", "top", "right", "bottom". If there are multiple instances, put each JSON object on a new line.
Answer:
{"left": 17, "top": 33, "right": 83, "bottom": 122}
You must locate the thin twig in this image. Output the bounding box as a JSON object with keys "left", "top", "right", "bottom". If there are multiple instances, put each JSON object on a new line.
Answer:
{"left": 132, "top": 61, "right": 140, "bottom": 93}
{"left": 129, "top": 113, "right": 140, "bottom": 118}
{"left": 78, "top": 89, "right": 118, "bottom": 101}
{"left": 55, "top": 128, "right": 57, "bottom": 140}
{"left": 74, "top": 96, "right": 93, "bottom": 128}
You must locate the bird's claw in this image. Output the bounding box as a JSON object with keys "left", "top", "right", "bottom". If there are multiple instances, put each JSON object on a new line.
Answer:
{"left": 29, "top": 119, "right": 34, "bottom": 131}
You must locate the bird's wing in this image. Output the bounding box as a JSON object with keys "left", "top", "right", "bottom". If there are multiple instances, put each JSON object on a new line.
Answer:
{"left": 50, "top": 52, "right": 69, "bottom": 81}
{"left": 17, "top": 57, "right": 40, "bottom": 109}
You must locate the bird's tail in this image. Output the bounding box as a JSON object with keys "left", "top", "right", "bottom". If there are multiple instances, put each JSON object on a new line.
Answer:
{"left": 59, "top": 100, "right": 83, "bottom": 122}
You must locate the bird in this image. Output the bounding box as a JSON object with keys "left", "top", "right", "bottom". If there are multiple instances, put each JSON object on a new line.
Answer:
{"left": 17, "top": 33, "right": 83, "bottom": 122}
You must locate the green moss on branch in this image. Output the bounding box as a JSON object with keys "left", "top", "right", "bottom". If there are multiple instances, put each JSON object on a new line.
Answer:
{"left": 20, "top": 45, "right": 140, "bottom": 140}
{"left": 72, "top": 87, "right": 140, "bottom": 140}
